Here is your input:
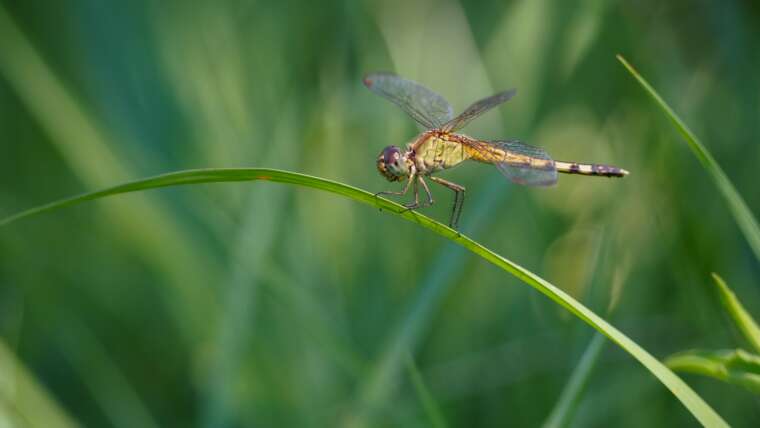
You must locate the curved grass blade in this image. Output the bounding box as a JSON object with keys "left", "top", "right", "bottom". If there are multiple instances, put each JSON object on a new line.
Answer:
{"left": 543, "top": 333, "right": 606, "bottom": 428}
{"left": 666, "top": 349, "right": 760, "bottom": 395}
{"left": 346, "top": 178, "right": 507, "bottom": 425}
{"left": 404, "top": 353, "right": 447, "bottom": 428}
{"left": 0, "top": 6, "right": 219, "bottom": 342}
{"left": 712, "top": 273, "right": 760, "bottom": 354}
{"left": 57, "top": 320, "right": 160, "bottom": 428}
{"left": 617, "top": 55, "right": 760, "bottom": 262}
{"left": 544, "top": 231, "right": 607, "bottom": 428}
{"left": 0, "top": 340, "right": 79, "bottom": 428}
{"left": 0, "top": 167, "right": 728, "bottom": 427}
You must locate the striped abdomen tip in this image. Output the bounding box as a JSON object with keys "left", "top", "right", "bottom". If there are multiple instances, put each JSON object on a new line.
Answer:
{"left": 556, "top": 161, "right": 629, "bottom": 177}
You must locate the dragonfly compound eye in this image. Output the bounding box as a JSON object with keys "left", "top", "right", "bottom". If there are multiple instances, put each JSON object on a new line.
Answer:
{"left": 377, "top": 145, "right": 403, "bottom": 182}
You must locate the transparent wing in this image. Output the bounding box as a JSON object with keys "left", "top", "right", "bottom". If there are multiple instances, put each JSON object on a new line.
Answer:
{"left": 441, "top": 89, "right": 517, "bottom": 132}
{"left": 363, "top": 72, "right": 454, "bottom": 129}
{"left": 463, "top": 139, "right": 557, "bottom": 186}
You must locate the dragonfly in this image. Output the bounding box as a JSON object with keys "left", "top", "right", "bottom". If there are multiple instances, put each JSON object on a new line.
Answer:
{"left": 364, "top": 72, "right": 629, "bottom": 228}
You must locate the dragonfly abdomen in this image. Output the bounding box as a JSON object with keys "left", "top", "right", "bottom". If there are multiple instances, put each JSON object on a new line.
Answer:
{"left": 555, "top": 161, "right": 629, "bottom": 177}
{"left": 465, "top": 142, "right": 555, "bottom": 170}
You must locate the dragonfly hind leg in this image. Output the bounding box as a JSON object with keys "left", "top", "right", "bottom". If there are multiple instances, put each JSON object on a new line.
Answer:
{"left": 429, "top": 176, "right": 466, "bottom": 229}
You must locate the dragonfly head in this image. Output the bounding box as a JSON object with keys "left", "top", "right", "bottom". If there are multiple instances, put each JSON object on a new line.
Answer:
{"left": 377, "top": 145, "right": 410, "bottom": 182}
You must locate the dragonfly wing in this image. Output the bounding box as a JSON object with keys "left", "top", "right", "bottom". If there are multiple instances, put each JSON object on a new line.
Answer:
{"left": 494, "top": 139, "right": 557, "bottom": 186}
{"left": 441, "top": 89, "right": 517, "bottom": 132}
{"left": 363, "top": 72, "right": 454, "bottom": 129}
{"left": 464, "top": 139, "right": 557, "bottom": 186}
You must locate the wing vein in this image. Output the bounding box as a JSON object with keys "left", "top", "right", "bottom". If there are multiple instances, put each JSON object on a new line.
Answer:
{"left": 459, "top": 139, "right": 557, "bottom": 186}
{"left": 364, "top": 72, "right": 453, "bottom": 129}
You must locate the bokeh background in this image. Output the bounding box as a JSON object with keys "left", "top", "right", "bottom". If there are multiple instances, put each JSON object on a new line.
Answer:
{"left": 1, "top": 0, "right": 759, "bottom": 426}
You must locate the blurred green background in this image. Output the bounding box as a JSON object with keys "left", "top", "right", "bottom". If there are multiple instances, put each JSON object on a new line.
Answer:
{"left": 1, "top": 0, "right": 759, "bottom": 426}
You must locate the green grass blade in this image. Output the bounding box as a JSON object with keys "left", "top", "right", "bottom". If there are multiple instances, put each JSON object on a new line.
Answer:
{"left": 0, "top": 340, "right": 80, "bottom": 428}
{"left": 347, "top": 178, "right": 507, "bottom": 425}
{"left": 543, "top": 333, "right": 606, "bottom": 428}
{"left": 666, "top": 349, "right": 760, "bottom": 394}
{"left": 712, "top": 273, "right": 760, "bottom": 354}
{"left": 0, "top": 167, "right": 728, "bottom": 427}
{"left": 0, "top": 6, "right": 219, "bottom": 341}
{"left": 404, "top": 354, "right": 447, "bottom": 428}
{"left": 543, "top": 229, "right": 606, "bottom": 428}
{"left": 617, "top": 55, "right": 760, "bottom": 262}
{"left": 57, "top": 321, "right": 160, "bottom": 428}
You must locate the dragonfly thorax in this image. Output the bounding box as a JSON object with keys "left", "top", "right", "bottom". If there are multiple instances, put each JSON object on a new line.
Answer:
{"left": 376, "top": 145, "right": 412, "bottom": 182}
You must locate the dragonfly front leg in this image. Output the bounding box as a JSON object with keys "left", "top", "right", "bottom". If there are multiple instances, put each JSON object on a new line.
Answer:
{"left": 402, "top": 177, "right": 420, "bottom": 209}
{"left": 375, "top": 175, "right": 414, "bottom": 199}
{"left": 375, "top": 165, "right": 417, "bottom": 198}
{"left": 429, "top": 176, "right": 466, "bottom": 228}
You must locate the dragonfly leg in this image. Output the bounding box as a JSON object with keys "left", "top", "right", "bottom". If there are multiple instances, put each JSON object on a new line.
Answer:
{"left": 402, "top": 177, "right": 420, "bottom": 209}
{"left": 375, "top": 170, "right": 416, "bottom": 198}
{"left": 375, "top": 166, "right": 418, "bottom": 214}
{"left": 417, "top": 176, "right": 434, "bottom": 207}
{"left": 401, "top": 176, "right": 434, "bottom": 214}
{"left": 429, "top": 176, "right": 466, "bottom": 228}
